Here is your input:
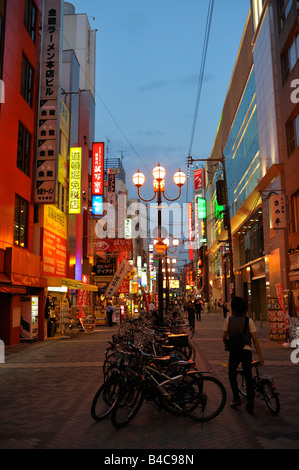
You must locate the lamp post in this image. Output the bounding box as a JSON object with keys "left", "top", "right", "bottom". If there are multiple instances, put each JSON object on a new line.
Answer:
{"left": 132, "top": 164, "right": 186, "bottom": 323}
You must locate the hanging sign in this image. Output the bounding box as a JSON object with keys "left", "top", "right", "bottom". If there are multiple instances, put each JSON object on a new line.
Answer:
{"left": 34, "top": 0, "right": 63, "bottom": 204}
{"left": 105, "top": 259, "right": 129, "bottom": 298}
{"left": 271, "top": 195, "right": 286, "bottom": 229}
{"left": 92, "top": 142, "right": 104, "bottom": 196}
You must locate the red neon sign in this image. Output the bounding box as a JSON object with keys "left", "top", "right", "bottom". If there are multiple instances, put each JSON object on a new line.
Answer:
{"left": 92, "top": 142, "right": 104, "bottom": 196}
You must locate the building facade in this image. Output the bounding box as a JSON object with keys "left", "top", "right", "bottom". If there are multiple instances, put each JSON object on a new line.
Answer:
{"left": 206, "top": 0, "right": 299, "bottom": 337}
{"left": 0, "top": 0, "right": 46, "bottom": 346}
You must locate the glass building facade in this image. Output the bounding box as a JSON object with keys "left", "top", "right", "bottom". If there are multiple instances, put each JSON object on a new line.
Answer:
{"left": 224, "top": 68, "right": 260, "bottom": 217}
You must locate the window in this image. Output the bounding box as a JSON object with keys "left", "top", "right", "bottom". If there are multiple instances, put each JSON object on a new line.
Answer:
{"left": 17, "top": 122, "right": 31, "bottom": 175}
{"left": 24, "top": 0, "right": 37, "bottom": 43}
{"left": 286, "top": 113, "right": 299, "bottom": 155}
{"left": 282, "top": 32, "right": 299, "bottom": 82}
{"left": 14, "top": 195, "right": 29, "bottom": 248}
{"left": 291, "top": 191, "right": 299, "bottom": 233}
{"left": 238, "top": 212, "right": 264, "bottom": 266}
{"left": 278, "top": 0, "right": 292, "bottom": 30}
{"left": 20, "top": 54, "right": 34, "bottom": 107}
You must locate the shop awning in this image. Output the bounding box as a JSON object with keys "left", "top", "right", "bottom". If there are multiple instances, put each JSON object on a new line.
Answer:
{"left": 46, "top": 277, "right": 98, "bottom": 292}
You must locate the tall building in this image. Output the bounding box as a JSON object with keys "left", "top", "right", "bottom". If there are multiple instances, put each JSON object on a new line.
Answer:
{"left": 0, "top": 0, "right": 45, "bottom": 345}
{"left": 0, "top": 0, "right": 98, "bottom": 346}
{"left": 207, "top": 0, "right": 299, "bottom": 338}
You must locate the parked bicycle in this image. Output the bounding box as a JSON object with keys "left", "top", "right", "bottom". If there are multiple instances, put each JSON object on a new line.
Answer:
{"left": 237, "top": 360, "right": 280, "bottom": 415}
{"left": 110, "top": 346, "right": 226, "bottom": 428}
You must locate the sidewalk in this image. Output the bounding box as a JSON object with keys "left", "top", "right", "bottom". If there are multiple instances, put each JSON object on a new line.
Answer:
{"left": 1, "top": 313, "right": 299, "bottom": 450}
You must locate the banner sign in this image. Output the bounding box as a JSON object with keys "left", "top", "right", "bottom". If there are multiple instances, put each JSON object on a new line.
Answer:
{"left": 271, "top": 195, "right": 286, "bottom": 229}
{"left": 34, "top": 0, "right": 63, "bottom": 204}
{"left": 69, "top": 147, "right": 82, "bottom": 214}
{"left": 194, "top": 168, "right": 205, "bottom": 190}
{"left": 105, "top": 259, "right": 129, "bottom": 298}
{"left": 92, "top": 142, "right": 104, "bottom": 196}
{"left": 42, "top": 205, "right": 67, "bottom": 277}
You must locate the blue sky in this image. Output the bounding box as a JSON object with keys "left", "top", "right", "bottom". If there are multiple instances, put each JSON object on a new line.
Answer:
{"left": 69, "top": 0, "right": 250, "bottom": 200}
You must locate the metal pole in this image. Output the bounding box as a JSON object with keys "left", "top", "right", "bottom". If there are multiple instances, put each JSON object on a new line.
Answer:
{"left": 165, "top": 247, "right": 169, "bottom": 311}
{"left": 221, "top": 153, "right": 235, "bottom": 298}
{"left": 157, "top": 187, "right": 164, "bottom": 323}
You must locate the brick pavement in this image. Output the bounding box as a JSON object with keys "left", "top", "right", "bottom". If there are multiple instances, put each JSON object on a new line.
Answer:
{"left": 0, "top": 312, "right": 299, "bottom": 450}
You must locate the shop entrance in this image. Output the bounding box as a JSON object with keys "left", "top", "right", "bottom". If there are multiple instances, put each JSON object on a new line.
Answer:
{"left": 251, "top": 277, "right": 266, "bottom": 321}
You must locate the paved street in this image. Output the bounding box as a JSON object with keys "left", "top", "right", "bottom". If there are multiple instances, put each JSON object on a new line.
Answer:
{"left": 1, "top": 312, "right": 299, "bottom": 451}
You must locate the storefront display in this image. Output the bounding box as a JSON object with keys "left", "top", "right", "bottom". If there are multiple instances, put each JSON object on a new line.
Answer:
{"left": 21, "top": 296, "right": 39, "bottom": 340}
{"left": 268, "top": 298, "right": 285, "bottom": 341}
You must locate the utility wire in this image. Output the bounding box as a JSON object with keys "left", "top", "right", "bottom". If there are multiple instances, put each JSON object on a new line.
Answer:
{"left": 185, "top": 0, "right": 215, "bottom": 203}
{"left": 188, "top": 0, "right": 215, "bottom": 158}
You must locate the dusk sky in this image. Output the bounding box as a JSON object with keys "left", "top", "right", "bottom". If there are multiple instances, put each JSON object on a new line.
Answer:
{"left": 69, "top": 0, "right": 250, "bottom": 200}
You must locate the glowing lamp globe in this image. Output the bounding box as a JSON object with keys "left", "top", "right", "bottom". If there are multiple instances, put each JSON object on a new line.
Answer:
{"left": 132, "top": 170, "right": 145, "bottom": 188}
{"left": 173, "top": 169, "right": 186, "bottom": 187}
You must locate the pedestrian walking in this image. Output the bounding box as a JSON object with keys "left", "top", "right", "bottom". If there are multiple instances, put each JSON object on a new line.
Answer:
{"left": 186, "top": 300, "right": 196, "bottom": 330}
{"left": 223, "top": 296, "right": 264, "bottom": 414}
{"left": 106, "top": 302, "right": 113, "bottom": 327}
{"left": 194, "top": 298, "right": 202, "bottom": 321}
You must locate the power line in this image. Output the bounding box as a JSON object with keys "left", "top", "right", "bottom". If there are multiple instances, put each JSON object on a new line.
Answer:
{"left": 187, "top": 0, "right": 215, "bottom": 159}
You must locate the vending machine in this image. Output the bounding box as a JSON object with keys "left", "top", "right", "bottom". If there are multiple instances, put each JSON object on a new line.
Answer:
{"left": 21, "top": 296, "right": 39, "bottom": 340}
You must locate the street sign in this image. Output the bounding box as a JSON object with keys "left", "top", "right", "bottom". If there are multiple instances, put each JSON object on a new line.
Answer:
{"left": 154, "top": 241, "right": 167, "bottom": 254}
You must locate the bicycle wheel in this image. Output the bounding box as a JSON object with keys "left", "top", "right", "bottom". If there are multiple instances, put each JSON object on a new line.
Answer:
{"left": 111, "top": 382, "right": 144, "bottom": 428}
{"left": 91, "top": 372, "right": 121, "bottom": 421}
{"left": 237, "top": 370, "right": 247, "bottom": 397}
{"left": 187, "top": 375, "right": 227, "bottom": 422}
{"left": 261, "top": 379, "right": 280, "bottom": 415}
{"left": 181, "top": 324, "right": 194, "bottom": 340}
{"left": 159, "top": 375, "right": 199, "bottom": 416}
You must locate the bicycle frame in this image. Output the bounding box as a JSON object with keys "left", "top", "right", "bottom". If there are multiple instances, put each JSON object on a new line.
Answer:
{"left": 143, "top": 365, "right": 188, "bottom": 412}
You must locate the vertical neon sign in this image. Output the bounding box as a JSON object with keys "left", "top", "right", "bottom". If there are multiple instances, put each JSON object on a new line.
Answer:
{"left": 69, "top": 148, "right": 82, "bottom": 214}
{"left": 92, "top": 142, "right": 104, "bottom": 196}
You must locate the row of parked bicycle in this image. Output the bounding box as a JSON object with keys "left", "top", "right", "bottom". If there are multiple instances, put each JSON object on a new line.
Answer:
{"left": 90, "top": 314, "right": 227, "bottom": 428}
{"left": 90, "top": 311, "right": 280, "bottom": 428}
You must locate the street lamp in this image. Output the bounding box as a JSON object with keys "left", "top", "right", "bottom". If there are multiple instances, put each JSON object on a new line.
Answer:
{"left": 132, "top": 164, "right": 186, "bottom": 323}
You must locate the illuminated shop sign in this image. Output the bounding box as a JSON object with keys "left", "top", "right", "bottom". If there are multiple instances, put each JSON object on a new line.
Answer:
{"left": 69, "top": 148, "right": 82, "bottom": 214}
{"left": 92, "top": 142, "right": 104, "bottom": 196}
{"left": 92, "top": 195, "right": 104, "bottom": 216}
{"left": 197, "top": 197, "right": 207, "bottom": 219}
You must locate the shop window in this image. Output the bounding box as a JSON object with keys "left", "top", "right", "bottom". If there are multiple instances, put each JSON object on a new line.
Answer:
{"left": 238, "top": 212, "right": 264, "bottom": 266}
{"left": 291, "top": 191, "right": 299, "bottom": 233}
{"left": 20, "top": 53, "right": 34, "bottom": 107}
{"left": 17, "top": 122, "right": 31, "bottom": 175}
{"left": 286, "top": 113, "right": 299, "bottom": 156}
{"left": 24, "top": 0, "right": 37, "bottom": 43}
{"left": 14, "top": 194, "right": 29, "bottom": 249}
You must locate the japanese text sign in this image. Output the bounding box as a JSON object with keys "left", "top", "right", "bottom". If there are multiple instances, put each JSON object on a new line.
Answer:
{"left": 69, "top": 148, "right": 82, "bottom": 214}
{"left": 92, "top": 142, "right": 104, "bottom": 196}
{"left": 270, "top": 195, "right": 286, "bottom": 229}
